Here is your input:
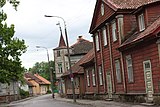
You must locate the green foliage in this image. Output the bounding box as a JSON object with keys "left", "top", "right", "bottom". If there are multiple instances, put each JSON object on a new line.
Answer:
{"left": 46, "top": 90, "right": 51, "bottom": 94}
{"left": 29, "top": 61, "right": 55, "bottom": 81}
{"left": 0, "top": 0, "right": 27, "bottom": 83}
{"left": 19, "top": 88, "right": 29, "bottom": 99}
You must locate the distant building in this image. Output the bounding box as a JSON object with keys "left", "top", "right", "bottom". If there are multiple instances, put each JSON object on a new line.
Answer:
{"left": 62, "top": 48, "right": 94, "bottom": 98}
{"left": 53, "top": 34, "right": 93, "bottom": 96}
{"left": 23, "top": 73, "right": 51, "bottom": 95}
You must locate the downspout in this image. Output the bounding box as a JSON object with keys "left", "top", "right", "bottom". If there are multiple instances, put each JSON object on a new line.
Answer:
{"left": 98, "top": 29, "right": 106, "bottom": 93}
{"left": 116, "top": 15, "right": 126, "bottom": 93}
{"left": 106, "top": 23, "right": 115, "bottom": 93}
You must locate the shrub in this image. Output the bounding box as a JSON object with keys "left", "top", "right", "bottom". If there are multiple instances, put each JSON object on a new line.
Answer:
{"left": 19, "top": 88, "right": 29, "bottom": 99}
{"left": 46, "top": 90, "right": 52, "bottom": 94}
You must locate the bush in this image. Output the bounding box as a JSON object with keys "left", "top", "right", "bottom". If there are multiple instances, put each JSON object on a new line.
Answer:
{"left": 19, "top": 88, "right": 29, "bottom": 99}
{"left": 46, "top": 90, "right": 52, "bottom": 94}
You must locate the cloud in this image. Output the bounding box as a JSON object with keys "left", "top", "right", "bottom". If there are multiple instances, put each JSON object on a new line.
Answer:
{"left": 3, "top": 0, "right": 96, "bottom": 69}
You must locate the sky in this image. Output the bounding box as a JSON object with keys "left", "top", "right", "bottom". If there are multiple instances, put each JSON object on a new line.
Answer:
{"left": 3, "top": 0, "right": 97, "bottom": 69}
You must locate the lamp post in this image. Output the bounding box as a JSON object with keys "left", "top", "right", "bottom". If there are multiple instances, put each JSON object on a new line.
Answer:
{"left": 36, "top": 46, "right": 54, "bottom": 98}
{"left": 44, "top": 15, "right": 76, "bottom": 103}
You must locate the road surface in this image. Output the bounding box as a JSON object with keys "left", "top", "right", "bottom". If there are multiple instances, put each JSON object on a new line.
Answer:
{"left": 5, "top": 94, "right": 90, "bottom": 107}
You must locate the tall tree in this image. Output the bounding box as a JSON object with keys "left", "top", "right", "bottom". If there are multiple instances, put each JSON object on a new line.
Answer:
{"left": 29, "top": 61, "right": 55, "bottom": 81}
{"left": 0, "top": 0, "right": 27, "bottom": 83}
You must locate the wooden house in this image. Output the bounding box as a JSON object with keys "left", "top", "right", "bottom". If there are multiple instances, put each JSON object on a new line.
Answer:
{"left": 61, "top": 48, "right": 94, "bottom": 98}
{"left": 79, "top": 49, "right": 97, "bottom": 99}
{"left": 89, "top": 0, "right": 160, "bottom": 102}
{"left": 24, "top": 73, "right": 51, "bottom": 95}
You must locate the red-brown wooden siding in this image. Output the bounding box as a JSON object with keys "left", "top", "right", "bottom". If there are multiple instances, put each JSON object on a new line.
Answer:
{"left": 84, "top": 67, "right": 97, "bottom": 94}
{"left": 145, "top": 3, "right": 160, "bottom": 26}
{"left": 123, "top": 39, "right": 160, "bottom": 93}
{"left": 91, "top": 1, "right": 115, "bottom": 33}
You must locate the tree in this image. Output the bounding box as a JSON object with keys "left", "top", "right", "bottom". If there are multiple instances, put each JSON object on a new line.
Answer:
{"left": 0, "top": 0, "right": 27, "bottom": 83}
{"left": 29, "top": 61, "right": 55, "bottom": 81}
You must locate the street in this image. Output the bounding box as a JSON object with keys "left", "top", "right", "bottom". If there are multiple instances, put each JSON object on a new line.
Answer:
{"left": 5, "top": 94, "right": 90, "bottom": 107}
{"left": 1, "top": 94, "right": 153, "bottom": 107}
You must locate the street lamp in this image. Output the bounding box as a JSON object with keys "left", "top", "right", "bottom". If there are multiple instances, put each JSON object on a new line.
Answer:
{"left": 36, "top": 46, "right": 55, "bottom": 98}
{"left": 45, "top": 15, "right": 76, "bottom": 102}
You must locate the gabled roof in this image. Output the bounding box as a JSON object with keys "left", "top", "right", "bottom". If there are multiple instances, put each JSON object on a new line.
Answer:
{"left": 34, "top": 74, "right": 51, "bottom": 84}
{"left": 104, "top": 0, "right": 159, "bottom": 9}
{"left": 70, "top": 36, "right": 93, "bottom": 56}
{"left": 62, "top": 48, "right": 94, "bottom": 77}
{"left": 119, "top": 17, "right": 160, "bottom": 50}
{"left": 24, "top": 78, "right": 35, "bottom": 87}
{"left": 80, "top": 49, "right": 95, "bottom": 67}
{"left": 89, "top": 0, "right": 159, "bottom": 33}
{"left": 24, "top": 73, "right": 51, "bottom": 85}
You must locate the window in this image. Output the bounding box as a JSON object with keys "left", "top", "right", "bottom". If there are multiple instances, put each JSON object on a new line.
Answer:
{"left": 92, "top": 69, "right": 96, "bottom": 86}
{"left": 58, "top": 63, "right": 63, "bottom": 73}
{"left": 101, "top": 3, "right": 104, "bottom": 16}
{"left": 144, "top": 60, "right": 151, "bottom": 70}
{"left": 112, "top": 21, "right": 117, "bottom": 42}
{"left": 126, "top": 55, "right": 134, "bottom": 82}
{"left": 117, "top": 15, "right": 124, "bottom": 40}
{"left": 57, "top": 50, "right": 61, "bottom": 57}
{"left": 98, "top": 66, "right": 103, "bottom": 85}
{"left": 95, "top": 33, "right": 100, "bottom": 51}
{"left": 102, "top": 27, "right": 107, "bottom": 46}
{"left": 115, "top": 59, "right": 122, "bottom": 83}
{"left": 138, "top": 14, "right": 145, "bottom": 31}
{"left": 86, "top": 70, "right": 90, "bottom": 86}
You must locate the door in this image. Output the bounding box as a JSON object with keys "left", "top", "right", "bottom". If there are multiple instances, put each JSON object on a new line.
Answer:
{"left": 143, "top": 60, "right": 154, "bottom": 102}
{"left": 107, "top": 72, "right": 112, "bottom": 98}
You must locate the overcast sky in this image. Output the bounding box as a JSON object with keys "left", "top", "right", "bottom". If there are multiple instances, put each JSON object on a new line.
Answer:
{"left": 3, "top": 0, "right": 96, "bottom": 69}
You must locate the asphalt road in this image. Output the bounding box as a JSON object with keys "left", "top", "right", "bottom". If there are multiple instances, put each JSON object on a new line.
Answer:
{"left": 5, "top": 94, "right": 90, "bottom": 107}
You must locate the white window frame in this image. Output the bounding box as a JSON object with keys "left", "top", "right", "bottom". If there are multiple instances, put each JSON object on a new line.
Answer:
{"left": 95, "top": 33, "right": 100, "bottom": 51}
{"left": 86, "top": 70, "right": 90, "bottom": 87}
{"left": 138, "top": 14, "right": 145, "bottom": 31}
{"left": 126, "top": 55, "right": 134, "bottom": 83}
{"left": 115, "top": 59, "right": 122, "bottom": 83}
{"left": 99, "top": 66, "right": 103, "bottom": 85}
{"left": 101, "top": 3, "right": 104, "bottom": 16}
{"left": 92, "top": 69, "right": 96, "bottom": 86}
{"left": 117, "top": 15, "right": 124, "bottom": 41}
{"left": 112, "top": 21, "right": 117, "bottom": 42}
{"left": 102, "top": 27, "right": 107, "bottom": 46}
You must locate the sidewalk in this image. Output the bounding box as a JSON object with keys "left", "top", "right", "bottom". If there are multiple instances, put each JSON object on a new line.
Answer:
{"left": 54, "top": 93, "right": 155, "bottom": 107}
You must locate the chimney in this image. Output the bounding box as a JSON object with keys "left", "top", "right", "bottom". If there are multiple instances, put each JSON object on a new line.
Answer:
{"left": 77, "top": 36, "right": 84, "bottom": 43}
{"left": 78, "top": 36, "right": 82, "bottom": 39}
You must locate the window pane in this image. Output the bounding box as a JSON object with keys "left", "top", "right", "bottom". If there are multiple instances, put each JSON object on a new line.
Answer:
{"left": 92, "top": 69, "right": 96, "bottom": 86}
{"left": 99, "top": 66, "right": 103, "bottom": 85}
{"left": 126, "top": 55, "right": 134, "bottom": 82}
{"left": 102, "top": 27, "right": 107, "bottom": 46}
{"left": 95, "top": 34, "right": 100, "bottom": 51}
{"left": 115, "top": 60, "right": 121, "bottom": 83}
{"left": 112, "top": 22, "right": 117, "bottom": 42}
{"left": 86, "top": 70, "right": 90, "bottom": 86}
{"left": 138, "top": 14, "right": 145, "bottom": 31}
